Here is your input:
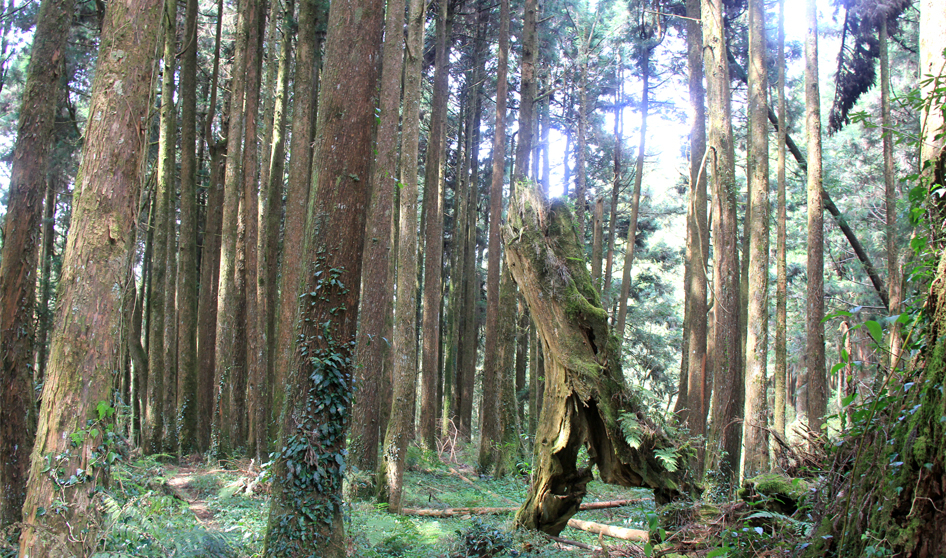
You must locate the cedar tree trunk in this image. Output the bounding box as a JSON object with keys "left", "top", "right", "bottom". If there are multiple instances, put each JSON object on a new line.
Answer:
{"left": 0, "top": 0, "right": 74, "bottom": 530}
{"left": 18, "top": 0, "right": 162, "bottom": 551}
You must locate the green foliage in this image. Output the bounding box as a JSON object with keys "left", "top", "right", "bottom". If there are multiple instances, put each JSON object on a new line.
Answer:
{"left": 267, "top": 259, "right": 356, "bottom": 553}
{"left": 453, "top": 518, "right": 517, "bottom": 558}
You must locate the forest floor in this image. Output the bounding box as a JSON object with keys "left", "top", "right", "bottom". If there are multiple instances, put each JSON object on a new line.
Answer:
{"left": 81, "top": 445, "right": 670, "bottom": 557}
{"left": 1, "top": 443, "right": 811, "bottom": 557}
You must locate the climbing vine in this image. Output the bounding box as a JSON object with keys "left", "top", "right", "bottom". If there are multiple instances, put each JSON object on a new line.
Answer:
{"left": 265, "top": 261, "right": 355, "bottom": 556}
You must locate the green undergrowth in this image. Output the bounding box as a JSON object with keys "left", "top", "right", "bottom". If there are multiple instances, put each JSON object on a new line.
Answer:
{"left": 9, "top": 446, "right": 661, "bottom": 557}
{"left": 91, "top": 455, "right": 269, "bottom": 557}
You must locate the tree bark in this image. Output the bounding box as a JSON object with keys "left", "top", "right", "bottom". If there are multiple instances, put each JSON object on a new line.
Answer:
{"left": 262, "top": 0, "right": 383, "bottom": 550}
{"left": 591, "top": 196, "right": 604, "bottom": 291}
{"left": 17, "top": 0, "right": 162, "bottom": 551}
{"left": 420, "top": 0, "right": 453, "bottom": 450}
{"left": 196, "top": 0, "right": 225, "bottom": 454}
{"left": 350, "top": 0, "right": 404, "bottom": 481}
{"left": 257, "top": 0, "right": 294, "bottom": 460}
{"left": 566, "top": 518, "right": 648, "bottom": 542}
{"left": 241, "top": 0, "right": 266, "bottom": 458}
{"left": 881, "top": 20, "right": 903, "bottom": 369}
{"left": 459, "top": 10, "right": 487, "bottom": 441}
{"left": 614, "top": 47, "right": 650, "bottom": 351}
{"left": 480, "top": 0, "right": 510, "bottom": 474}
{"left": 743, "top": 0, "right": 769, "bottom": 478}
{"left": 774, "top": 0, "right": 788, "bottom": 441}
{"left": 702, "top": 0, "right": 742, "bottom": 489}
{"left": 0, "top": 0, "right": 74, "bottom": 530}
{"left": 147, "top": 2, "right": 178, "bottom": 454}
{"left": 378, "top": 0, "right": 423, "bottom": 515}
{"left": 176, "top": 0, "right": 200, "bottom": 456}
{"left": 213, "top": 0, "right": 251, "bottom": 456}
{"left": 574, "top": 66, "right": 588, "bottom": 240}
{"left": 604, "top": 61, "right": 622, "bottom": 305}
{"left": 805, "top": 0, "right": 826, "bottom": 434}
{"left": 269, "top": 0, "right": 329, "bottom": 445}
{"left": 683, "top": 0, "right": 708, "bottom": 478}
{"left": 507, "top": 192, "right": 688, "bottom": 536}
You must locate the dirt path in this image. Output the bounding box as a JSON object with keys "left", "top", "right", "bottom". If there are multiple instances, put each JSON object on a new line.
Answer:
{"left": 165, "top": 466, "right": 217, "bottom": 524}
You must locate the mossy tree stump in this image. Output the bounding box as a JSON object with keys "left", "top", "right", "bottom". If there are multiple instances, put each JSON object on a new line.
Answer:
{"left": 505, "top": 186, "right": 690, "bottom": 536}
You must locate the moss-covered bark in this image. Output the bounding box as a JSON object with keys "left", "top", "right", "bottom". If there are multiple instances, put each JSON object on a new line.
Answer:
{"left": 507, "top": 188, "right": 690, "bottom": 536}
{"left": 805, "top": 248, "right": 946, "bottom": 558}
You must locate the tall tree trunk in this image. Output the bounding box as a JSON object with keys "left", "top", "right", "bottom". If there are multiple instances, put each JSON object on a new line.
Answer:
{"left": 591, "top": 197, "right": 604, "bottom": 291}
{"left": 604, "top": 61, "right": 622, "bottom": 303}
{"left": 213, "top": 0, "right": 251, "bottom": 456}
{"left": 164, "top": 179, "right": 179, "bottom": 452}
{"left": 262, "top": 0, "right": 382, "bottom": 549}
{"left": 743, "top": 0, "right": 769, "bottom": 478}
{"left": 0, "top": 0, "right": 74, "bottom": 530}
{"left": 269, "top": 0, "right": 329, "bottom": 444}
{"left": 420, "top": 0, "right": 452, "bottom": 450}
{"left": 148, "top": 3, "right": 178, "bottom": 454}
{"left": 805, "top": 0, "right": 826, "bottom": 434}
{"left": 540, "top": 95, "right": 551, "bottom": 198}
{"left": 136, "top": 198, "right": 156, "bottom": 446}
{"left": 614, "top": 47, "right": 650, "bottom": 350}
{"left": 17, "top": 0, "right": 162, "bottom": 551}
{"left": 528, "top": 320, "right": 538, "bottom": 436}
{"left": 196, "top": 0, "right": 225, "bottom": 453}
{"left": 378, "top": 0, "right": 423, "bottom": 513}
{"left": 516, "top": 298, "right": 529, "bottom": 426}
{"left": 443, "top": 105, "right": 466, "bottom": 439}
{"left": 496, "top": 264, "right": 521, "bottom": 476}
{"left": 459, "top": 12, "right": 486, "bottom": 441}
{"left": 774, "top": 0, "right": 788, "bottom": 442}
{"left": 35, "top": 176, "right": 58, "bottom": 388}
{"left": 682, "top": 0, "right": 708, "bottom": 477}
{"left": 574, "top": 68, "right": 588, "bottom": 239}
{"left": 177, "top": 0, "right": 200, "bottom": 455}
{"left": 508, "top": 192, "right": 688, "bottom": 535}
{"left": 257, "top": 0, "right": 294, "bottom": 459}
{"left": 479, "top": 0, "right": 510, "bottom": 473}
{"left": 515, "top": 0, "right": 536, "bottom": 186}
{"left": 242, "top": 0, "right": 266, "bottom": 458}
{"left": 702, "top": 0, "right": 742, "bottom": 489}
{"left": 350, "top": 0, "right": 405, "bottom": 482}
{"left": 881, "top": 20, "right": 902, "bottom": 369}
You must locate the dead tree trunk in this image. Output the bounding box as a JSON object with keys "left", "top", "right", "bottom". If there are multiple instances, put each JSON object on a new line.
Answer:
{"left": 506, "top": 188, "right": 690, "bottom": 536}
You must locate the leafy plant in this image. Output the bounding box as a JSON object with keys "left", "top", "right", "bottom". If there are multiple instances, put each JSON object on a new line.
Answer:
{"left": 453, "top": 518, "right": 518, "bottom": 558}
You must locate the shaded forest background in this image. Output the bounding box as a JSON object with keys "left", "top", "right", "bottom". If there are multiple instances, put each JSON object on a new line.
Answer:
{"left": 0, "top": 0, "right": 944, "bottom": 554}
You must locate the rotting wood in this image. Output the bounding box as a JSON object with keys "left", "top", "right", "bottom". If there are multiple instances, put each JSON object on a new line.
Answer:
{"left": 567, "top": 517, "right": 649, "bottom": 542}
{"left": 505, "top": 185, "right": 693, "bottom": 536}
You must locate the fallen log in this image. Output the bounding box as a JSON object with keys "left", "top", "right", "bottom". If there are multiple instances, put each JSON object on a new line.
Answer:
{"left": 401, "top": 507, "right": 517, "bottom": 517}
{"left": 566, "top": 517, "right": 649, "bottom": 542}
{"left": 579, "top": 498, "right": 650, "bottom": 510}
{"left": 401, "top": 498, "right": 650, "bottom": 517}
